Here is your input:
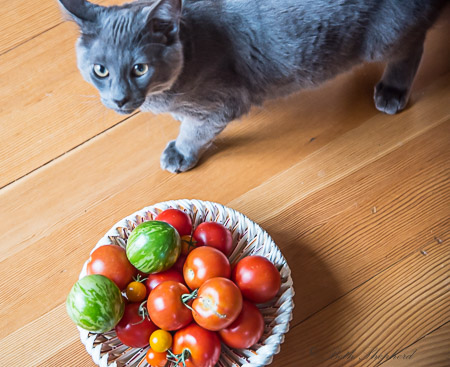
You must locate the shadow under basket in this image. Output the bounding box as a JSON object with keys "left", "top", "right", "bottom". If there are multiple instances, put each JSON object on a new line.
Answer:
{"left": 77, "top": 199, "right": 295, "bottom": 367}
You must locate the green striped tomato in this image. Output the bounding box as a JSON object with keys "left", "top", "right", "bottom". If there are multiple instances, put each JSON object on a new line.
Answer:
{"left": 126, "top": 221, "right": 181, "bottom": 274}
{"left": 66, "top": 274, "right": 125, "bottom": 333}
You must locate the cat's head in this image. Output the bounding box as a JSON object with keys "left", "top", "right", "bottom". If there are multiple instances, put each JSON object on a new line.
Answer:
{"left": 59, "top": 0, "right": 183, "bottom": 114}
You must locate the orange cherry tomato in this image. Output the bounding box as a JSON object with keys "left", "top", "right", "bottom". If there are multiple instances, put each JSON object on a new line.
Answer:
{"left": 125, "top": 281, "right": 147, "bottom": 302}
{"left": 192, "top": 277, "right": 243, "bottom": 331}
{"left": 183, "top": 246, "right": 231, "bottom": 290}
{"left": 86, "top": 244, "right": 137, "bottom": 290}
{"left": 145, "top": 349, "right": 167, "bottom": 367}
{"left": 181, "top": 234, "right": 198, "bottom": 255}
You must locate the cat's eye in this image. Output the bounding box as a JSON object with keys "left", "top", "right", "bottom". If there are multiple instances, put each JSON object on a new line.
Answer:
{"left": 132, "top": 63, "right": 149, "bottom": 77}
{"left": 93, "top": 64, "right": 109, "bottom": 78}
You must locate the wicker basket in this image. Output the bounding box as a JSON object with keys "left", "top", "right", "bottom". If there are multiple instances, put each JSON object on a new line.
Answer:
{"left": 77, "top": 199, "right": 295, "bottom": 367}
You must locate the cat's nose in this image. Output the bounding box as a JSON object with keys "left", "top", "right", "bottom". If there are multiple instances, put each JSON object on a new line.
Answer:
{"left": 113, "top": 98, "right": 129, "bottom": 108}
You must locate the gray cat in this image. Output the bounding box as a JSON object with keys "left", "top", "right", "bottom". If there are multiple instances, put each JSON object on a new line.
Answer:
{"left": 58, "top": 0, "right": 446, "bottom": 173}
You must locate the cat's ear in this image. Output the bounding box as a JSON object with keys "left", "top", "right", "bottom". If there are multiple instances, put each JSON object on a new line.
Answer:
{"left": 141, "top": 0, "right": 182, "bottom": 43}
{"left": 58, "top": 0, "right": 102, "bottom": 30}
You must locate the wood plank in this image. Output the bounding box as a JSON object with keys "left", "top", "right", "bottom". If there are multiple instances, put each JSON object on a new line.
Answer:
{"left": 231, "top": 121, "right": 450, "bottom": 324}
{"left": 0, "top": 305, "right": 79, "bottom": 367}
{"left": 228, "top": 76, "right": 450, "bottom": 224}
{"left": 37, "top": 335, "right": 94, "bottom": 367}
{"left": 3, "top": 229, "right": 446, "bottom": 367}
{"left": 270, "top": 240, "right": 449, "bottom": 366}
{"left": 1, "top": 68, "right": 448, "bottom": 265}
{"left": 0, "top": 3, "right": 448, "bottom": 189}
{"left": 0, "top": 77, "right": 448, "bottom": 339}
{"left": 0, "top": 0, "right": 60, "bottom": 55}
{"left": 0, "top": 63, "right": 389, "bottom": 264}
{"left": 0, "top": 22, "right": 125, "bottom": 188}
{"left": 381, "top": 323, "right": 450, "bottom": 367}
{"left": 0, "top": 8, "right": 448, "bottom": 367}
{"left": 0, "top": 0, "right": 127, "bottom": 55}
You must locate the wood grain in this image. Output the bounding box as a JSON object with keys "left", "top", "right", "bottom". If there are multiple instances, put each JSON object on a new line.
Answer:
{"left": 0, "top": 2, "right": 449, "bottom": 188}
{"left": 233, "top": 121, "right": 450, "bottom": 324}
{"left": 0, "top": 22, "right": 124, "bottom": 189}
{"left": 0, "top": 3, "right": 449, "bottom": 367}
{"left": 0, "top": 0, "right": 60, "bottom": 55}
{"left": 269, "top": 239, "right": 449, "bottom": 367}
{"left": 0, "top": 0, "right": 129, "bottom": 56}
{"left": 382, "top": 323, "right": 450, "bottom": 367}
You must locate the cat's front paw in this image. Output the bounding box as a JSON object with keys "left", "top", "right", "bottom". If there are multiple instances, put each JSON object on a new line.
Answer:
{"left": 374, "top": 82, "right": 409, "bottom": 115}
{"left": 160, "top": 141, "right": 198, "bottom": 173}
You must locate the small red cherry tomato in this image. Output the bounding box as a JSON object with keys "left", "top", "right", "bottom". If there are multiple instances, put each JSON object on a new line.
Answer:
{"left": 183, "top": 246, "right": 231, "bottom": 290}
{"left": 145, "top": 349, "right": 167, "bottom": 367}
{"left": 147, "top": 281, "right": 193, "bottom": 331}
{"left": 192, "top": 277, "right": 243, "bottom": 331}
{"left": 115, "top": 302, "right": 157, "bottom": 348}
{"left": 86, "top": 244, "right": 137, "bottom": 290}
{"left": 232, "top": 255, "right": 281, "bottom": 303}
{"left": 172, "top": 323, "right": 221, "bottom": 367}
{"left": 219, "top": 300, "right": 265, "bottom": 349}
{"left": 193, "top": 222, "right": 233, "bottom": 256}
{"left": 145, "top": 269, "right": 184, "bottom": 295}
{"left": 155, "top": 208, "right": 192, "bottom": 236}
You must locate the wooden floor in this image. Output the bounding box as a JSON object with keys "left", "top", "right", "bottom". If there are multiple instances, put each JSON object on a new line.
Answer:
{"left": 0, "top": 2, "right": 449, "bottom": 366}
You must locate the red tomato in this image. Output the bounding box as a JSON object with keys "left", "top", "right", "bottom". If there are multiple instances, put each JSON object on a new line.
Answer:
{"left": 172, "top": 323, "right": 221, "bottom": 367}
{"left": 192, "top": 277, "right": 242, "bottom": 331}
{"left": 232, "top": 255, "right": 281, "bottom": 303}
{"left": 155, "top": 209, "right": 192, "bottom": 236}
{"left": 115, "top": 302, "right": 157, "bottom": 348}
{"left": 172, "top": 253, "right": 187, "bottom": 273}
{"left": 86, "top": 244, "right": 137, "bottom": 290}
{"left": 145, "top": 269, "right": 184, "bottom": 295}
{"left": 183, "top": 246, "right": 231, "bottom": 290}
{"left": 219, "top": 300, "right": 264, "bottom": 349}
{"left": 193, "top": 222, "right": 233, "bottom": 256}
{"left": 147, "top": 281, "right": 193, "bottom": 331}
{"left": 146, "top": 349, "right": 167, "bottom": 367}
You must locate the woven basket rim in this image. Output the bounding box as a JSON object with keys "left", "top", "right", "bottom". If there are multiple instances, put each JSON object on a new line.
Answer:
{"left": 77, "top": 199, "right": 295, "bottom": 367}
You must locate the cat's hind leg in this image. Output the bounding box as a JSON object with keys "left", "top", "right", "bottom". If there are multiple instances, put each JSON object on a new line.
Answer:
{"left": 374, "top": 41, "right": 424, "bottom": 115}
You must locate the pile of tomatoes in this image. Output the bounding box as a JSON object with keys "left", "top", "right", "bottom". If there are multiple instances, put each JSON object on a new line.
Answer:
{"left": 68, "top": 208, "right": 281, "bottom": 367}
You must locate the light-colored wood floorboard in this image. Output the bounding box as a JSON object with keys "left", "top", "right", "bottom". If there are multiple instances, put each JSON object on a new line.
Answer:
{"left": 0, "top": 3, "right": 448, "bottom": 367}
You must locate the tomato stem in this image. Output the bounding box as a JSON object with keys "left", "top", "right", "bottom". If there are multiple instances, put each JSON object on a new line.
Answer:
{"left": 181, "top": 235, "right": 197, "bottom": 252}
{"left": 133, "top": 274, "right": 148, "bottom": 283}
{"left": 181, "top": 289, "right": 198, "bottom": 312}
{"left": 167, "top": 349, "right": 191, "bottom": 366}
{"left": 131, "top": 300, "right": 150, "bottom": 325}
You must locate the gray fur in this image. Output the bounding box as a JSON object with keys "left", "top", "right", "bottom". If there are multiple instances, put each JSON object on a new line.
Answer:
{"left": 59, "top": 0, "right": 446, "bottom": 172}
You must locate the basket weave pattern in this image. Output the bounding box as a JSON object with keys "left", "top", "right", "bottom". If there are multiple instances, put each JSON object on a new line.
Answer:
{"left": 78, "top": 199, "right": 295, "bottom": 367}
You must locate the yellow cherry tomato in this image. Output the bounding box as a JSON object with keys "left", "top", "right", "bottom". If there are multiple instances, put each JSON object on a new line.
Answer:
{"left": 149, "top": 329, "right": 173, "bottom": 353}
{"left": 126, "top": 281, "right": 147, "bottom": 302}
